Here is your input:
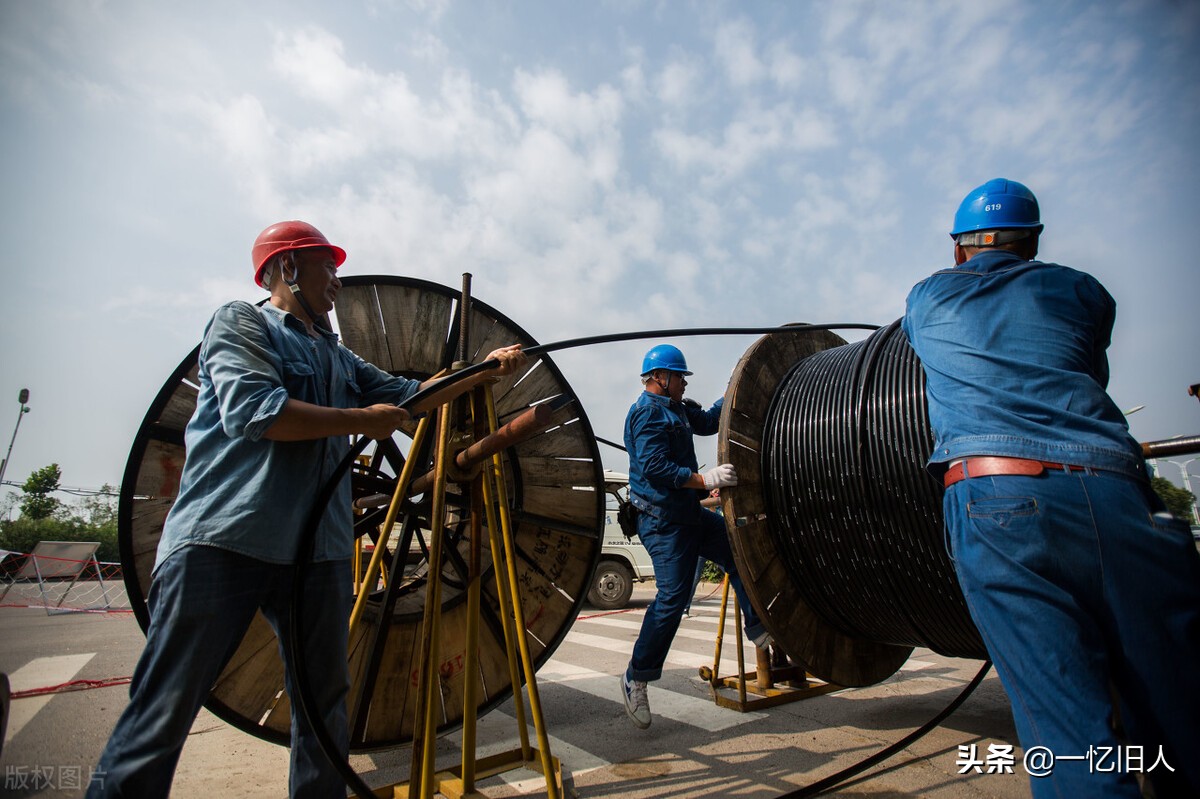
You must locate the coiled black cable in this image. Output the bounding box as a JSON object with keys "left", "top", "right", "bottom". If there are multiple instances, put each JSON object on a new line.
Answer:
{"left": 761, "top": 320, "right": 985, "bottom": 658}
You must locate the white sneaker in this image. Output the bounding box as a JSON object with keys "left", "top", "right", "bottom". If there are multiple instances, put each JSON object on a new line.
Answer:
{"left": 621, "top": 672, "right": 651, "bottom": 729}
{"left": 752, "top": 630, "right": 773, "bottom": 649}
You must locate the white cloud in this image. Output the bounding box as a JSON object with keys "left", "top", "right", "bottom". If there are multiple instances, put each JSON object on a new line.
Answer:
{"left": 619, "top": 60, "right": 648, "bottom": 104}
{"left": 272, "top": 26, "right": 366, "bottom": 104}
{"left": 203, "top": 94, "right": 278, "bottom": 166}
{"left": 407, "top": 29, "right": 451, "bottom": 63}
{"left": 405, "top": 0, "right": 451, "bottom": 23}
{"left": 713, "top": 17, "right": 764, "bottom": 86}
{"left": 766, "top": 41, "right": 806, "bottom": 89}
{"left": 652, "top": 103, "right": 837, "bottom": 185}
{"left": 655, "top": 58, "right": 700, "bottom": 107}
{"left": 513, "top": 69, "right": 623, "bottom": 145}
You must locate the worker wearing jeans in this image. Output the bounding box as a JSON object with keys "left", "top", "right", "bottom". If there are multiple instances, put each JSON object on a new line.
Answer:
{"left": 88, "top": 221, "right": 527, "bottom": 798}
{"left": 619, "top": 344, "right": 768, "bottom": 730}
{"left": 92, "top": 549, "right": 352, "bottom": 797}
{"left": 904, "top": 179, "right": 1200, "bottom": 798}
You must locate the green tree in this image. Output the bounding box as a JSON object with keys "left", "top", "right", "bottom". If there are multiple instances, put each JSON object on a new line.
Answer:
{"left": 73, "top": 484, "right": 117, "bottom": 528}
{"left": 0, "top": 490, "right": 17, "bottom": 522}
{"left": 1151, "top": 476, "right": 1197, "bottom": 524}
{"left": 19, "top": 464, "right": 64, "bottom": 520}
{"left": 68, "top": 485, "right": 119, "bottom": 560}
{"left": 0, "top": 486, "right": 121, "bottom": 562}
{"left": 0, "top": 516, "right": 77, "bottom": 559}
{"left": 0, "top": 469, "right": 121, "bottom": 561}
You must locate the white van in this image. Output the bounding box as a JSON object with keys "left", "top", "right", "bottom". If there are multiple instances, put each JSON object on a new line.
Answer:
{"left": 585, "top": 470, "right": 655, "bottom": 610}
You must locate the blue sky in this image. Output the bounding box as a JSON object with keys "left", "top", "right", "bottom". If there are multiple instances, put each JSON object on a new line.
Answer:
{"left": 1, "top": 0, "right": 1198, "bottom": 499}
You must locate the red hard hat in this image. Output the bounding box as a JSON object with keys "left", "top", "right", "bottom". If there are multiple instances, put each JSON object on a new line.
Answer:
{"left": 251, "top": 220, "right": 347, "bottom": 287}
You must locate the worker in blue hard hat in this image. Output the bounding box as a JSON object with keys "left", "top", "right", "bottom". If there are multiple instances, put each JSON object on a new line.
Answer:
{"left": 617, "top": 344, "right": 770, "bottom": 730}
{"left": 947, "top": 177, "right": 1044, "bottom": 244}
{"left": 903, "top": 179, "right": 1200, "bottom": 798}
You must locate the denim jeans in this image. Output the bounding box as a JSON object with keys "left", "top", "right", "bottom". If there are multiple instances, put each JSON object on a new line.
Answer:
{"left": 88, "top": 545, "right": 352, "bottom": 799}
{"left": 683, "top": 557, "right": 720, "bottom": 615}
{"left": 945, "top": 468, "right": 1200, "bottom": 799}
{"left": 627, "top": 508, "right": 765, "bottom": 682}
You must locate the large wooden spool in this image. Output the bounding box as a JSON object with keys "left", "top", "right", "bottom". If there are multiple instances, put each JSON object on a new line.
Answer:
{"left": 718, "top": 327, "right": 916, "bottom": 688}
{"left": 118, "top": 275, "right": 604, "bottom": 750}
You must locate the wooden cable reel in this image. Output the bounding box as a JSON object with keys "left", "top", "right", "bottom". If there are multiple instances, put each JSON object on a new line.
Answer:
{"left": 117, "top": 275, "right": 605, "bottom": 750}
{"left": 717, "top": 327, "right": 910, "bottom": 689}
{"left": 718, "top": 325, "right": 986, "bottom": 689}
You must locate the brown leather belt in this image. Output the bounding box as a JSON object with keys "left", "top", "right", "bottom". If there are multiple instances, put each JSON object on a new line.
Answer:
{"left": 943, "top": 457, "right": 1087, "bottom": 488}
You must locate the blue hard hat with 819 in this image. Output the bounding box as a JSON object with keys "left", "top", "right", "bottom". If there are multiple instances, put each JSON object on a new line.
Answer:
{"left": 950, "top": 178, "right": 1043, "bottom": 237}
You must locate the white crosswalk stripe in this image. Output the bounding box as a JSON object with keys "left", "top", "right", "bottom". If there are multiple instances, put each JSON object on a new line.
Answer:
{"left": 5, "top": 653, "right": 96, "bottom": 742}
{"left": 534, "top": 659, "right": 766, "bottom": 731}
{"left": 551, "top": 600, "right": 772, "bottom": 730}
{"left": 565, "top": 627, "right": 758, "bottom": 677}
{"left": 581, "top": 613, "right": 746, "bottom": 643}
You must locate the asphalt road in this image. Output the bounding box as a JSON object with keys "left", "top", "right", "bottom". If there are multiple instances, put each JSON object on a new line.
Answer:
{"left": 1, "top": 583, "right": 1034, "bottom": 799}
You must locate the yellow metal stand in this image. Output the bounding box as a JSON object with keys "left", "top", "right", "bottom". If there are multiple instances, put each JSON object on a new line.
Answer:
{"left": 352, "top": 455, "right": 389, "bottom": 600}
{"left": 699, "top": 576, "right": 842, "bottom": 711}
{"left": 360, "top": 384, "right": 563, "bottom": 799}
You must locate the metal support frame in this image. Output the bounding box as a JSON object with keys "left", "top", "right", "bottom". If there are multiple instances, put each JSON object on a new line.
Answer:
{"left": 368, "top": 383, "right": 563, "bottom": 799}
{"left": 699, "top": 577, "right": 842, "bottom": 711}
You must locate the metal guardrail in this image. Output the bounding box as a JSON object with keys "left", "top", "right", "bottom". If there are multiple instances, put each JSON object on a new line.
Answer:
{"left": 0, "top": 550, "right": 130, "bottom": 613}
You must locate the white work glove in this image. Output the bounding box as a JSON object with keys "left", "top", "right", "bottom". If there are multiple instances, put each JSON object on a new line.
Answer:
{"left": 702, "top": 463, "right": 738, "bottom": 490}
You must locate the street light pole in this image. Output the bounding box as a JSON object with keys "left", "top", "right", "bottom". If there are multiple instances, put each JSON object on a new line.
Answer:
{"left": 0, "top": 388, "right": 31, "bottom": 488}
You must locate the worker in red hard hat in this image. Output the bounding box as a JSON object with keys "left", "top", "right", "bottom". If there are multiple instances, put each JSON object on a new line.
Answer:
{"left": 252, "top": 220, "right": 348, "bottom": 335}
{"left": 252, "top": 220, "right": 348, "bottom": 286}
{"left": 89, "top": 221, "right": 526, "bottom": 798}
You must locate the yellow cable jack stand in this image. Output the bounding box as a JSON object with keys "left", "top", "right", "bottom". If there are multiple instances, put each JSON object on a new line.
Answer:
{"left": 352, "top": 381, "right": 563, "bottom": 799}
{"left": 699, "top": 577, "right": 842, "bottom": 711}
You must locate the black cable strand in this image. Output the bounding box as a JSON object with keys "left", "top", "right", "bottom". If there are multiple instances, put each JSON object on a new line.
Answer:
{"left": 774, "top": 661, "right": 993, "bottom": 799}
{"left": 399, "top": 322, "right": 880, "bottom": 414}
{"left": 290, "top": 435, "right": 377, "bottom": 799}
{"left": 288, "top": 321, "right": 880, "bottom": 798}
{"left": 857, "top": 326, "right": 934, "bottom": 644}
{"left": 595, "top": 435, "right": 627, "bottom": 453}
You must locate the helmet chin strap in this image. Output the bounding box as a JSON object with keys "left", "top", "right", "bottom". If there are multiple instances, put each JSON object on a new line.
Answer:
{"left": 281, "top": 253, "right": 328, "bottom": 332}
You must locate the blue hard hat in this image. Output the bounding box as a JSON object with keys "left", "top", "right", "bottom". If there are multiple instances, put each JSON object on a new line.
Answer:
{"left": 641, "top": 344, "right": 691, "bottom": 376}
{"left": 950, "top": 178, "right": 1043, "bottom": 238}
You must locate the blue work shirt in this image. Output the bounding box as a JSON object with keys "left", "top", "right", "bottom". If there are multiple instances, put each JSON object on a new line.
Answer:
{"left": 902, "top": 249, "right": 1144, "bottom": 478}
{"left": 155, "top": 301, "right": 421, "bottom": 572}
{"left": 623, "top": 391, "right": 722, "bottom": 525}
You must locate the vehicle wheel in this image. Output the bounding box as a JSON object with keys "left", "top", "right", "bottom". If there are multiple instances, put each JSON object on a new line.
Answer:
{"left": 587, "top": 559, "right": 633, "bottom": 610}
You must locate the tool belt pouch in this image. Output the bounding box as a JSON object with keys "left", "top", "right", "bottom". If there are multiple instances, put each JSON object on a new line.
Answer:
{"left": 617, "top": 501, "right": 639, "bottom": 540}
